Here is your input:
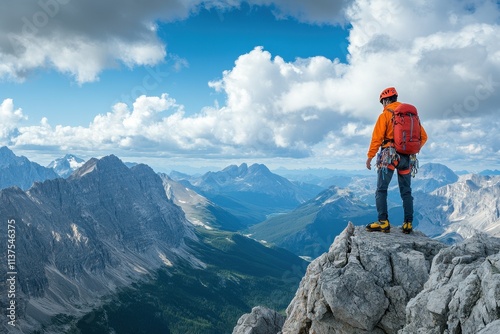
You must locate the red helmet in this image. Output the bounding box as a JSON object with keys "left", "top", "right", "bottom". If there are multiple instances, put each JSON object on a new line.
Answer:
{"left": 379, "top": 87, "right": 398, "bottom": 102}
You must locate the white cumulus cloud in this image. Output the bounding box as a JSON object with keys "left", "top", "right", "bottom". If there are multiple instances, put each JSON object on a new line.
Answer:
{"left": 0, "top": 99, "right": 26, "bottom": 141}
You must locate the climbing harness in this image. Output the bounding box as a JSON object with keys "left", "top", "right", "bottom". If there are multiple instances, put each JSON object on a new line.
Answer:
{"left": 376, "top": 147, "right": 400, "bottom": 179}
{"left": 377, "top": 148, "right": 419, "bottom": 179}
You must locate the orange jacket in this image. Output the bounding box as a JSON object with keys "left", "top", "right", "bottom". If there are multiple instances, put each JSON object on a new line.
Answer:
{"left": 367, "top": 101, "right": 428, "bottom": 158}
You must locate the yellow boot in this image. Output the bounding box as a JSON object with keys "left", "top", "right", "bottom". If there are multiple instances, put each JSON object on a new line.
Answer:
{"left": 366, "top": 220, "right": 390, "bottom": 233}
{"left": 402, "top": 221, "right": 413, "bottom": 234}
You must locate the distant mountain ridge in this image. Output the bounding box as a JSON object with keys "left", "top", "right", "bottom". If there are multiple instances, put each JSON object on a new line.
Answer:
{"left": 416, "top": 173, "right": 500, "bottom": 242}
{"left": 412, "top": 162, "right": 459, "bottom": 193}
{"left": 177, "top": 163, "right": 322, "bottom": 225}
{"left": 479, "top": 169, "right": 500, "bottom": 175}
{"left": 192, "top": 163, "right": 312, "bottom": 200}
{"left": 0, "top": 146, "right": 59, "bottom": 190}
{"left": 248, "top": 186, "right": 376, "bottom": 258}
{"left": 160, "top": 172, "right": 246, "bottom": 231}
{"left": 247, "top": 162, "right": 486, "bottom": 258}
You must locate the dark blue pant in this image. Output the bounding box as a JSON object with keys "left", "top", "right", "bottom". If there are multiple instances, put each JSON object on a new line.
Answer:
{"left": 375, "top": 154, "right": 413, "bottom": 222}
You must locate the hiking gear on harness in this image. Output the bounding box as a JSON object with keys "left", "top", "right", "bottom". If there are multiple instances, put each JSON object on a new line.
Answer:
{"left": 379, "top": 87, "right": 398, "bottom": 103}
{"left": 410, "top": 154, "right": 419, "bottom": 178}
{"left": 366, "top": 220, "right": 391, "bottom": 233}
{"left": 376, "top": 147, "right": 400, "bottom": 178}
{"left": 377, "top": 147, "right": 419, "bottom": 179}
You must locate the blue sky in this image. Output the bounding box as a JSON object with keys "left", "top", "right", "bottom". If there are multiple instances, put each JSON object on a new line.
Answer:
{"left": 0, "top": 0, "right": 499, "bottom": 173}
{"left": 1, "top": 4, "right": 348, "bottom": 127}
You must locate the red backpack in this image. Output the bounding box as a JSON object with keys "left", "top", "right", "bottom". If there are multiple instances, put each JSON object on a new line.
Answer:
{"left": 391, "top": 103, "right": 422, "bottom": 155}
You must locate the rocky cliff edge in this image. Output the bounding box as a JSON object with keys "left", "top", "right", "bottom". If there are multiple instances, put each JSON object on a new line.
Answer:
{"left": 234, "top": 222, "right": 500, "bottom": 334}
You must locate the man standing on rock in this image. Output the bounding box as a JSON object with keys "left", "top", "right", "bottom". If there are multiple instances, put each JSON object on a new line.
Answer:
{"left": 365, "top": 87, "right": 428, "bottom": 234}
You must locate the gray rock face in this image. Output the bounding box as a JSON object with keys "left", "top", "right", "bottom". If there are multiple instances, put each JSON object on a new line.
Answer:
{"left": 281, "top": 222, "right": 447, "bottom": 333}
{"left": 478, "top": 320, "right": 500, "bottom": 334}
{"left": 401, "top": 233, "right": 500, "bottom": 334}
{"left": 261, "top": 222, "right": 500, "bottom": 334}
{"left": 0, "top": 155, "right": 195, "bottom": 333}
{"left": 233, "top": 306, "right": 286, "bottom": 334}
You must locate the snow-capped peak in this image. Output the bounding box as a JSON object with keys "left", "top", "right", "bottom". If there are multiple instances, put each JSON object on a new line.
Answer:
{"left": 48, "top": 154, "right": 86, "bottom": 178}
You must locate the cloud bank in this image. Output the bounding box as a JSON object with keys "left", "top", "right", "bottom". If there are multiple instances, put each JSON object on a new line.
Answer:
{"left": 0, "top": 0, "right": 499, "bottom": 169}
{"left": 0, "top": 0, "right": 348, "bottom": 83}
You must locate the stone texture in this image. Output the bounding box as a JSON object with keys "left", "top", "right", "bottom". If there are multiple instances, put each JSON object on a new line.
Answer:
{"left": 233, "top": 306, "right": 286, "bottom": 334}
{"left": 248, "top": 222, "right": 500, "bottom": 334}
{"left": 280, "top": 222, "right": 447, "bottom": 333}
{"left": 401, "top": 233, "right": 500, "bottom": 334}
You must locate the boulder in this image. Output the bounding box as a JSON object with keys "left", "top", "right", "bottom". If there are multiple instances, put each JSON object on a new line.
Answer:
{"left": 233, "top": 306, "right": 285, "bottom": 334}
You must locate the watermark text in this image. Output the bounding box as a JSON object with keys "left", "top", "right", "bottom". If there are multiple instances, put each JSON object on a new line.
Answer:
{"left": 6, "top": 219, "right": 17, "bottom": 327}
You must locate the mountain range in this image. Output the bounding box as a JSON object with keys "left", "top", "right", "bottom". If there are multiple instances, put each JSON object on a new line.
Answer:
{"left": 160, "top": 172, "right": 246, "bottom": 231}
{"left": 2, "top": 146, "right": 496, "bottom": 251}
{"left": 0, "top": 147, "right": 498, "bottom": 333}
{"left": 0, "top": 154, "right": 305, "bottom": 333}
{"left": 172, "top": 163, "right": 323, "bottom": 226}
{"left": 415, "top": 173, "right": 500, "bottom": 243}
{"left": 0, "top": 155, "right": 194, "bottom": 332}
{"left": 1, "top": 147, "right": 496, "bottom": 249}
{"left": 412, "top": 162, "right": 459, "bottom": 193}
{"left": 243, "top": 163, "right": 469, "bottom": 257}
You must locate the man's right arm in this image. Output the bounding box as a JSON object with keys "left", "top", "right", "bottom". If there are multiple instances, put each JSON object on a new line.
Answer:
{"left": 367, "top": 113, "right": 387, "bottom": 159}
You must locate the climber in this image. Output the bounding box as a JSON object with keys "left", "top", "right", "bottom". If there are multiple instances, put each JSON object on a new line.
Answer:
{"left": 365, "top": 87, "right": 428, "bottom": 234}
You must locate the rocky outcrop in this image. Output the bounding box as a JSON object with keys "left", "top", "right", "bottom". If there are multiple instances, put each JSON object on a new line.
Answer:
{"left": 238, "top": 222, "right": 500, "bottom": 334}
{"left": 233, "top": 306, "right": 286, "bottom": 334}
{"left": 401, "top": 233, "right": 500, "bottom": 334}
{"left": 281, "top": 222, "right": 447, "bottom": 333}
